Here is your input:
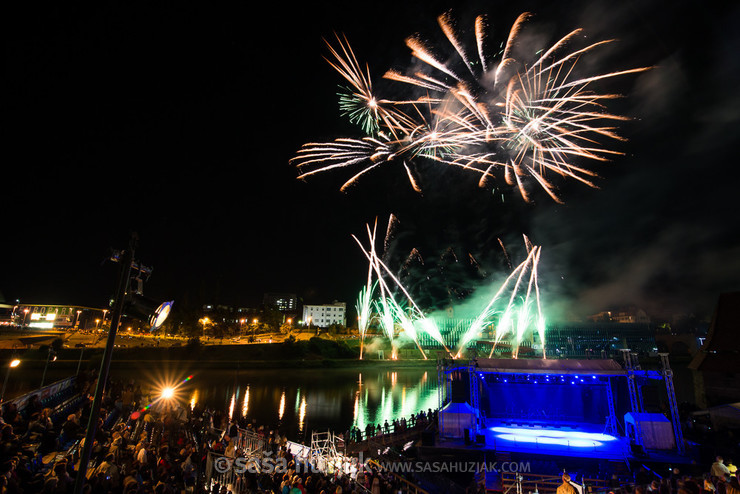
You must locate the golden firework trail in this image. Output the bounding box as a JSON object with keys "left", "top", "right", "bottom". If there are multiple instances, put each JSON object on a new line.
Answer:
{"left": 291, "top": 10, "right": 650, "bottom": 203}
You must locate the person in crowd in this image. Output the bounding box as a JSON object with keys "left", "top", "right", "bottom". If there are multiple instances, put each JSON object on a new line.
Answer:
{"left": 557, "top": 473, "right": 579, "bottom": 494}
{"left": 713, "top": 457, "right": 732, "bottom": 479}
{"left": 726, "top": 477, "right": 740, "bottom": 494}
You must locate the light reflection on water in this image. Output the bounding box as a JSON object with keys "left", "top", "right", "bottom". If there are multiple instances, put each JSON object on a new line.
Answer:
{"left": 353, "top": 370, "right": 439, "bottom": 435}
{"left": 179, "top": 367, "right": 438, "bottom": 440}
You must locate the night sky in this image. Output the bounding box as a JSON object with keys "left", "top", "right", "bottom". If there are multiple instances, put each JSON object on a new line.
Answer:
{"left": 2, "top": 0, "right": 738, "bottom": 322}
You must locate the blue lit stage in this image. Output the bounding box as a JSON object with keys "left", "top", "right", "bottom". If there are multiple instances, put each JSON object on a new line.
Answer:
{"left": 437, "top": 354, "right": 689, "bottom": 462}
{"left": 483, "top": 424, "right": 627, "bottom": 459}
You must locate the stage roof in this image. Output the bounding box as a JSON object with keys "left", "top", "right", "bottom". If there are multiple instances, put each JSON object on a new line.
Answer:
{"left": 473, "top": 358, "right": 627, "bottom": 376}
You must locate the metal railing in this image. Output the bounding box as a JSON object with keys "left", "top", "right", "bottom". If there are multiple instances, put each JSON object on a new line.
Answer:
{"left": 501, "top": 473, "right": 563, "bottom": 494}
{"left": 365, "top": 458, "right": 430, "bottom": 494}
{"left": 204, "top": 452, "right": 251, "bottom": 494}
{"left": 235, "top": 427, "right": 265, "bottom": 456}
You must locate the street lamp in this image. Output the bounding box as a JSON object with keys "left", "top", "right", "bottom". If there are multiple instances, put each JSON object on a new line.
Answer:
{"left": 75, "top": 310, "right": 82, "bottom": 329}
{"left": 199, "top": 317, "right": 210, "bottom": 338}
{"left": 1, "top": 359, "right": 21, "bottom": 402}
{"left": 40, "top": 347, "right": 57, "bottom": 387}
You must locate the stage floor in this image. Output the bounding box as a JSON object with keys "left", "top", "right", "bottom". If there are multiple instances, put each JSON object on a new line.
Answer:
{"left": 481, "top": 421, "right": 629, "bottom": 460}
{"left": 430, "top": 420, "right": 694, "bottom": 465}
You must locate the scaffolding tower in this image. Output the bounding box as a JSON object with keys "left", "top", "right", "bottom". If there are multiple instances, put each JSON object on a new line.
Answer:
{"left": 309, "top": 431, "right": 348, "bottom": 476}
{"left": 660, "top": 353, "right": 685, "bottom": 454}
{"left": 621, "top": 349, "right": 645, "bottom": 448}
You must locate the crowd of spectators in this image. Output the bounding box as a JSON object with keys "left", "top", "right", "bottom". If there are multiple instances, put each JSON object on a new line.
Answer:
{"left": 603, "top": 459, "right": 740, "bottom": 494}
{"left": 1, "top": 371, "right": 739, "bottom": 494}
{"left": 346, "top": 409, "right": 438, "bottom": 443}
{"left": 0, "top": 372, "right": 435, "bottom": 494}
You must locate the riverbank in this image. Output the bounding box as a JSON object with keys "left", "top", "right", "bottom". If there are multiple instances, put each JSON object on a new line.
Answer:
{"left": 0, "top": 336, "right": 440, "bottom": 371}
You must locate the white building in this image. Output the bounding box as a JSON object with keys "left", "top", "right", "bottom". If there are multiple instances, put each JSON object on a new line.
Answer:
{"left": 302, "top": 301, "right": 347, "bottom": 328}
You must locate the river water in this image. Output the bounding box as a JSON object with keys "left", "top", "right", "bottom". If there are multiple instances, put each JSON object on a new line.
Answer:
{"left": 22, "top": 364, "right": 440, "bottom": 442}
{"left": 182, "top": 366, "right": 440, "bottom": 442}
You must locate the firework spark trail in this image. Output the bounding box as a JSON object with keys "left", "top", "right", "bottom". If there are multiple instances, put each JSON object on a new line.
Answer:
{"left": 383, "top": 214, "right": 399, "bottom": 257}
{"left": 325, "top": 33, "right": 421, "bottom": 137}
{"left": 353, "top": 228, "right": 427, "bottom": 358}
{"left": 354, "top": 222, "right": 458, "bottom": 357}
{"left": 475, "top": 15, "right": 490, "bottom": 73}
{"left": 449, "top": 235, "right": 546, "bottom": 359}
{"left": 416, "top": 317, "right": 448, "bottom": 350}
{"left": 498, "top": 238, "right": 513, "bottom": 270}
{"left": 493, "top": 243, "right": 546, "bottom": 358}
{"left": 356, "top": 282, "right": 374, "bottom": 360}
{"left": 354, "top": 221, "right": 547, "bottom": 359}
{"left": 293, "top": 10, "right": 650, "bottom": 202}
{"left": 389, "top": 300, "right": 426, "bottom": 359}
{"left": 453, "top": 242, "right": 532, "bottom": 357}
{"left": 374, "top": 297, "right": 395, "bottom": 341}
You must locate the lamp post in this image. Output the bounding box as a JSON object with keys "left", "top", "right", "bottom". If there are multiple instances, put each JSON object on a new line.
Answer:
{"left": 40, "top": 347, "right": 57, "bottom": 388}
{"left": 76, "top": 346, "right": 84, "bottom": 375}
{"left": 73, "top": 236, "right": 135, "bottom": 494}
{"left": 1, "top": 359, "right": 21, "bottom": 403}
{"left": 73, "top": 233, "right": 172, "bottom": 493}
{"left": 74, "top": 310, "right": 82, "bottom": 329}
{"left": 199, "top": 317, "right": 210, "bottom": 339}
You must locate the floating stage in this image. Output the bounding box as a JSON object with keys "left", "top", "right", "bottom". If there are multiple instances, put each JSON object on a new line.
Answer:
{"left": 431, "top": 354, "right": 694, "bottom": 467}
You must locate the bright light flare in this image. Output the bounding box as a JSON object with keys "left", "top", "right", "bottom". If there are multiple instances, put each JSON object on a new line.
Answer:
{"left": 140, "top": 374, "right": 194, "bottom": 413}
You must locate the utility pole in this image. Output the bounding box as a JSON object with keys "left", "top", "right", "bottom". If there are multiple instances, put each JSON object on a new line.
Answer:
{"left": 73, "top": 234, "right": 136, "bottom": 494}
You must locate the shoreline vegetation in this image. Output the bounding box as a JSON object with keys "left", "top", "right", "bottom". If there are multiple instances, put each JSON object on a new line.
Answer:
{"left": 1, "top": 334, "right": 692, "bottom": 374}
{"left": 0, "top": 336, "right": 441, "bottom": 371}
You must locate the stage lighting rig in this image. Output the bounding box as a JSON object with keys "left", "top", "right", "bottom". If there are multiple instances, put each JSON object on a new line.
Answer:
{"left": 107, "top": 246, "right": 173, "bottom": 331}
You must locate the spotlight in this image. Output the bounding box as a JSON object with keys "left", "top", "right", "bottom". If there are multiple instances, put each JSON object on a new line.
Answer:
{"left": 161, "top": 387, "right": 175, "bottom": 400}
{"left": 125, "top": 294, "right": 174, "bottom": 331}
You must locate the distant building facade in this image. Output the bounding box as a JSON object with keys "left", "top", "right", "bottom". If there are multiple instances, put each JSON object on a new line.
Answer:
{"left": 3, "top": 303, "right": 108, "bottom": 331}
{"left": 588, "top": 307, "right": 651, "bottom": 324}
{"left": 263, "top": 293, "right": 298, "bottom": 313}
{"left": 302, "top": 301, "right": 346, "bottom": 328}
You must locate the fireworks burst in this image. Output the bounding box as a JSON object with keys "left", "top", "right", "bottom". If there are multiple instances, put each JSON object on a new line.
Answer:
{"left": 353, "top": 220, "right": 459, "bottom": 359}
{"left": 353, "top": 219, "right": 546, "bottom": 359}
{"left": 291, "top": 10, "right": 650, "bottom": 203}
{"left": 452, "top": 235, "right": 545, "bottom": 358}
